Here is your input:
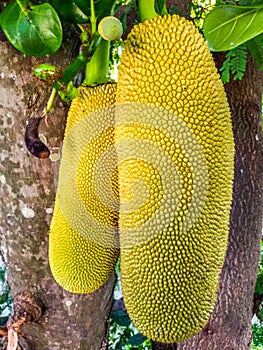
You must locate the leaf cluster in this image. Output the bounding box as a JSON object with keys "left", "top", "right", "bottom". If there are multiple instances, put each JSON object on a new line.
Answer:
{"left": 0, "top": 0, "right": 119, "bottom": 56}
{"left": 252, "top": 324, "right": 263, "bottom": 349}
{"left": 220, "top": 44, "right": 247, "bottom": 83}
{"left": 110, "top": 310, "right": 150, "bottom": 349}
{"left": 193, "top": 0, "right": 263, "bottom": 82}
{"left": 216, "top": 33, "right": 263, "bottom": 83}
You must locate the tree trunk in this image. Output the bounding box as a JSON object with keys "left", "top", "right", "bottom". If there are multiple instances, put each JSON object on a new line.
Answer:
{"left": 0, "top": 34, "right": 116, "bottom": 349}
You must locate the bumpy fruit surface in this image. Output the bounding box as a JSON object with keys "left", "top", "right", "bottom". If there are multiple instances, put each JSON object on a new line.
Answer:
{"left": 116, "top": 14, "right": 234, "bottom": 342}
{"left": 49, "top": 83, "right": 119, "bottom": 293}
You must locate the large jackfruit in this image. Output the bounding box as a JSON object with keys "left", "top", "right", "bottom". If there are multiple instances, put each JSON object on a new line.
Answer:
{"left": 49, "top": 83, "right": 119, "bottom": 293}
{"left": 115, "top": 14, "right": 234, "bottom": 342}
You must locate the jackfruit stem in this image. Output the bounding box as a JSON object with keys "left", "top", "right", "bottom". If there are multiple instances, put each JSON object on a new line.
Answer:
{"left": 83, "top": 38, "right": 110, "bottom": 86}
{"left": 90, "top": 0, "right": 97, "bottom": 34}
{"left": 138, "top": 0, "right": 158, "bottom": 21}
{"left": 45, "top": 87, "right": 57, "bottom": 114}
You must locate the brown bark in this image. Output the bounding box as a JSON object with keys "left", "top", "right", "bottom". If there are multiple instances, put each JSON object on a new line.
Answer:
{"left": 166, "top": 0, "right": 191, "bottom": 18}
{"left": 152, "top": 342, "right": 177, "bottom": 350}
{"left": 0, "top": 33, "right": 116, "bottom": 349}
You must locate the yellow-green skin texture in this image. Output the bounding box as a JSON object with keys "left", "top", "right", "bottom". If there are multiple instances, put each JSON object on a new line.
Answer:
{"left": 49, "top": 83, "right": 119, "bottom": 294}
{"left": 116, "top": 14, "right": 234, "bottom": 342}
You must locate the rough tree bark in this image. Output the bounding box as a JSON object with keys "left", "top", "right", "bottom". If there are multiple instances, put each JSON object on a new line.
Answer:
{"left": 0, "top": 31, "right": 116, "bottom": 349}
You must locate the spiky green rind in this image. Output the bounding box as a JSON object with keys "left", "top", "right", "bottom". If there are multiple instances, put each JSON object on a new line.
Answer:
{"left": 116, "top": 14, "right": 234, "bottom": 342}
{"left": 49, "top": 83, "right": 119, "bottom": 293}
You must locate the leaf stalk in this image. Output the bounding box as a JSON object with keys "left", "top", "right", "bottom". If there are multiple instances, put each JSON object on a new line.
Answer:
{"left": 138, "top": 0, "right": 158, "bottom": 21}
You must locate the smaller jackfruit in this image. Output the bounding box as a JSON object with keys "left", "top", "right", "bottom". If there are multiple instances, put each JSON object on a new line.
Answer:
{"left": 49, "top": 83, "right": 119, "bottom": 293}
{"left": 98, "top": 16, "right": 123, "bottom": 41}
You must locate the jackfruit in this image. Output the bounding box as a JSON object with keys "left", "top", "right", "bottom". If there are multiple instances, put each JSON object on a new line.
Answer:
{"left": 115, "top": 14, "right": 234, "bottom": 342}
{"left": 49, "top": 83, "right": 119, "bottom": 293}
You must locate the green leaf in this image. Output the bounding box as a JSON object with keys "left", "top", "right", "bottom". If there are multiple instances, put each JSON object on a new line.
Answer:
{"left": 0, "top": 316, "right": 8, "bottom": 325}
{"left": 203, "top": 5, "right": 263, "bottom": 51}
{"left": 155, "top": 0, "right": 167, "bottom": 15}
{"left": 0, "top": 2, "right": 62, "bottom": 56}
{"left": 58, "top": 81, "right": 79, "bottom": 102}
{"left": 128, "top": 333, "right": 147, "bottom": 346}
{"left": 168, "top": 5, "right": 180, "bottom": 15}
{"left": 255, "top": 269, "right": 263, "bottom": 294}
{"left": 112, "top": 310, "right": 132, "bottom": 327}
{"left": 73, "top": 0, "right": 116, "bottom": 20}
{"left": 33, "top": 63, "right": 63, "bottom": 82}
{"left": 49, "top": 0, "right": 117, "bottom": 24}
{"left": 0, "top": 292, "right": 9, "bottom": 304}
{"left": 48, "top": 0, "right": 89, "bottom": 23}
{"left": 247, "top": 34, "right": 263, "bottom": 69}
{"left": 78, "top": 0, "right": 116, "bottom": 19}
{"left": 219, "top": 44, "right": 247, "bottom": 83}
{"left": 0, "top": 270, "right": 5, "bottom": 282}
{"left": 231, "top": 44, "right": 247, "bottom": 80}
